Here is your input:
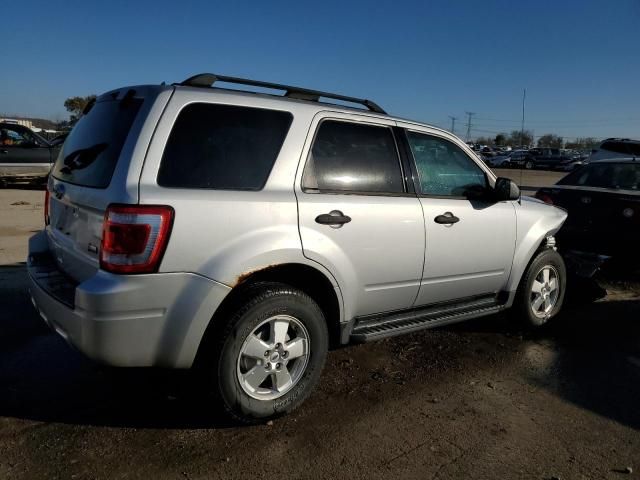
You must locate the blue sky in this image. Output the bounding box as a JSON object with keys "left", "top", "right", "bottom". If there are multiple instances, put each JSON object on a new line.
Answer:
{"left": 2, "top": 0, "right": 639, "bottom": 141}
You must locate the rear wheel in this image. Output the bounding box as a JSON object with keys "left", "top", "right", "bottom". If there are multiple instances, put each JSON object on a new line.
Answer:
{"left": 206, "top": 282, "right": 328, "bottom": 423}
{"left": 513, "top": 249, "right": 566, "bottom": 327}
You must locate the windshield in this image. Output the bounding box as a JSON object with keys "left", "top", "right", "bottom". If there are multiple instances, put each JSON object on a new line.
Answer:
{"left": 51, "top": 97, "right": 143, "bottom": 188}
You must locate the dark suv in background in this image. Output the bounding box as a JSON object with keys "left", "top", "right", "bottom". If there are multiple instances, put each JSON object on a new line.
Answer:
{"left": 522, "top": 148, "right": 581, "bottom": 171}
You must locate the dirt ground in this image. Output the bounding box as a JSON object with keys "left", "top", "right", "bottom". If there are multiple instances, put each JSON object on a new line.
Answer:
{"left": 1, "top": 174, "right": 639, "bottom": 480}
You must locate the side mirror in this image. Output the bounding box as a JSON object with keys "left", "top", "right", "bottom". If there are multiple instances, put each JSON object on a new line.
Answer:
{"left": 494, "top": 177, "right": 520, "bottom": 201}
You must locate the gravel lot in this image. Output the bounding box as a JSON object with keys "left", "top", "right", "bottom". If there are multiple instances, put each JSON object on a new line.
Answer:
{"left": 1, "top": 172, "right": 638, "bottom": 480}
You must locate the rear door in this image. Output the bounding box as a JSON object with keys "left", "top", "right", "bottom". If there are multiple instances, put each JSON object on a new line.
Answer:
{"left": 46, "top": 86, "right": 169, "bottom": 282}
{"left": 399, "top": 126, "right": 517, "bottom": 306}
{"left": 296, "top": 114, "right": 425, "bottom": 318}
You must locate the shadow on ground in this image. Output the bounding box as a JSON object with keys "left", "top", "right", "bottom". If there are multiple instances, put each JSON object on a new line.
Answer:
{"left": 1, "top": 262, "right": 639, "bottom": 431}
{"left": 453, "top": 287, "right": 640, "bottom": 430}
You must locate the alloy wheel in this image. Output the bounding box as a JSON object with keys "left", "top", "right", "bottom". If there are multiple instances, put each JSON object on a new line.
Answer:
{"left": 236, "top": 315, "right": 310, "bottom": 400}
{"left": 530, "top": 265, "right": 560, "bottom": 320}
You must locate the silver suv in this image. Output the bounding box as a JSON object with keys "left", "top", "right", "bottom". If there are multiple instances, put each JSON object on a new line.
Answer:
{"left": 28, "top": 73, "right": 568, "bottom": 422}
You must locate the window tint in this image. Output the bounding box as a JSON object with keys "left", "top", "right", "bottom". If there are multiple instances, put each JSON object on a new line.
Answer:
{"left": 303, "top": 120, "right": 403, "bottom": 193}
{"left": 158, "top": 104, "right": 292, "bottom": 190}
{"left": 558, "top": 163, "right": 640, "bottom": 190}
{"left": 601, "top": 141, "right": 640, "bottom": 156}
{"left": 407, "top": 132, "right": 487, "bottom": 196}
{"left": 52, "top": 98, "right": 143, "bottom": 188}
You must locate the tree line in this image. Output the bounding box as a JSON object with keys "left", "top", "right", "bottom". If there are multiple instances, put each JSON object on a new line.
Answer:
{"left": 56, "top": 96, "right": 601, "bottom": 152}
{"left": 474, "top": 130, "right": 600, "bottom": 151}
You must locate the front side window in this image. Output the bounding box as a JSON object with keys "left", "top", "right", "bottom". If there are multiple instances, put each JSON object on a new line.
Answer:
{"left": 158, "top": 103, "right": 292, "bottom": 190}
{"left": 406, "top": 131, "right": 487, "bottom": 197}
{"left": 302, "top": 120, "right": 403, "bottom": 194}
{"left": 0, "top": 126, "right": 30, "bottom": 146}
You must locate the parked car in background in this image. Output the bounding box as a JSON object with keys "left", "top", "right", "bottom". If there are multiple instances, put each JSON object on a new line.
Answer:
{"left": 557, "top": 149, "right": 585, "bottom": 171}
{"left": 503, "top": 149, "right": 529, "bottom": 168}
{"left": 535, "top": 158, "right": 640, "bottom": 270}
{"left": 517, "top": 148, "right": 581, "bottom": 171}
{"left": 480, "top": 146, "right": 496, "bottom": 157}
{"left": 589, "top": 138, "right": 640, "bottom": 162}
{"left": 0, "top": 122, "right": 59, "bottom": 186}
{"left": 485, "top": 151, "right": 511, "bottom": 167}
{"left": 28, "top": 73, "right": 568, "bottom": 423}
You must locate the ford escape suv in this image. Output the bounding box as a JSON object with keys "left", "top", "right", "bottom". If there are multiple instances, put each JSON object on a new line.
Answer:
{"left": 28, "top": 73, "right": 568, "bottom": 423}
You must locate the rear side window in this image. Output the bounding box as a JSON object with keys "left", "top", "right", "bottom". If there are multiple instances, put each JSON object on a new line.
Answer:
{"left": 52, "top": 97, "right": 143, "bottom": 188}
{"left": 158, "top": 104, "right": 292, "bottom": 190}
{"left": 600, "top": 141, "right": 640, "bottom": 156}
{"left": 559, "top": 163, "right": 640, "bottom": 190}
{"left": 302, "top": 120, "right": 403, "bottom": 194}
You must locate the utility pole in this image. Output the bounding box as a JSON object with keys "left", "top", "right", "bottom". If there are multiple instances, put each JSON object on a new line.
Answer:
{"left": 520, "top": 88, "right": 526, "bottom": 147}
{"left": 448, "top": 115, "right": 457, "bottom": 134}
{"left": 465, "top": 112, "right": 475, "bottom": 142}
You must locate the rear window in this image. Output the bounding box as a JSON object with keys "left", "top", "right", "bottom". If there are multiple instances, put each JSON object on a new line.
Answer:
{"left": 157, "top": 103, "right": 292, "bottom": 190}
{"left": 559, "top": 162, "right": 640, "bottom": 190}
{"left": 52, "top": 97, "right": 143, "bottom": 188}
{"left": 600, "top": 141, "right": 640, "bottom": 156}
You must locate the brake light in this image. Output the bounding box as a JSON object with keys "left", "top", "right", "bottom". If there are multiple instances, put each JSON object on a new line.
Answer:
{"left": 44, "top": 189, "right": 50, "bottom": 225}
{"left": 535, "top": 191, "right": 554, "bottom": 205}
{"left": 100, "top": 204, "right": 174, "bottom": 274}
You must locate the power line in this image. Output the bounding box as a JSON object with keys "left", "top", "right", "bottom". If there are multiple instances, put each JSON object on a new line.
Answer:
{"left": 474, "top": 116, "right": 640, "bottom": 126}
{"left": 520, "top": 88, "right": 526, "bottom": 148}
{"left": 465, "top": 112, "right": 475, "bottom": 141}
{"left": 448, "top": 115, "right": 457, "bottom": 134}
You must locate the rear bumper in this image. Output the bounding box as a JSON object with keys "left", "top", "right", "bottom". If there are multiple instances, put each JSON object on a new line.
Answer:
{"left": 27, "top": 231, "right": 231, "bottom": 368}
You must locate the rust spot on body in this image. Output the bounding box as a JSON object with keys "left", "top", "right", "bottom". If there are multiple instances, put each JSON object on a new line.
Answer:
{"left": 233, "top": 264, "right": 280, "bottom": 287}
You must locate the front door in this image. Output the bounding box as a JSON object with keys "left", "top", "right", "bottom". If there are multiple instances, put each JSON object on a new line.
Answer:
{"left": 296, "top": 115, "right": 425, "bottom": 319}
{"left": 0, "top": 125, "right": 51, "bottom": 178}
{"left": 401, "top": 127, "right": 517, "bottom": 306}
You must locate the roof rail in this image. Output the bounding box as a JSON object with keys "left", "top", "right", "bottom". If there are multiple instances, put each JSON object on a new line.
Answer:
{"left": 178, "top": 73, "right": 386, "bottom": 114}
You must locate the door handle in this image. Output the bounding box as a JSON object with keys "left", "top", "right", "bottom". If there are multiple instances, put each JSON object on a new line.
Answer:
{"left": 315, "top": 210, "right": 351, "bottom": 226}
{"left": 434, "top": 212, "right": 460, "bottom": 224}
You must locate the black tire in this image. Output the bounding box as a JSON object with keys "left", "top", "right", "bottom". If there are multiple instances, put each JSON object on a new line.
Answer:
{"left": 206, "top": 282, "right": 328, "bottom": 424}
{"left": 513, "top": 249, "right": 566, "bottom": 327}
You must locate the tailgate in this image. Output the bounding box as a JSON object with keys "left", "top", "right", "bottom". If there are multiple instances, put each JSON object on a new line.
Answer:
{"left": 45, "top": 85, "right": 170, "bottom": 283}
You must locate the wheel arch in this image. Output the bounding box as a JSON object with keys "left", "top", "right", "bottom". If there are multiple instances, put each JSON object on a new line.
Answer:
{"left": 194, "top": 263, "right": 345, "bottom": 367}
{"left": 506, "top": 202, "right": 568, "bottom": 295}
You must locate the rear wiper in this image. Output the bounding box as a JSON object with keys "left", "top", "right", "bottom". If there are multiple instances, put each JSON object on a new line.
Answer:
{"left": 59, "top": 143, "right": 108, "bottom": 173}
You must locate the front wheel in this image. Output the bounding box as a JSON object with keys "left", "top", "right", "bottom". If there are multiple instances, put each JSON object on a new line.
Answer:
{"left": 513, "top": 249, "right": 566, "bottom": 327}
{"left": 207, "top": 282, "right": 328, "bottom": 424}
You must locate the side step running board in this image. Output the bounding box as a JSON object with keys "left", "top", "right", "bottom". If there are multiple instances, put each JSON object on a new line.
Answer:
{"left": 350, "top": 295, "right": 505, "bottom": 342}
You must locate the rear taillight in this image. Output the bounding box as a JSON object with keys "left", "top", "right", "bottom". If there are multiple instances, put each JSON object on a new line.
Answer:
{"left": 535, "top": 191, "right": 554, "bottom": 205}
{"left": 100, "top": 204, "right": 174, "bottom": 274}
{"left": 44, "top": 189, "right": 50, "bottom": 225}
